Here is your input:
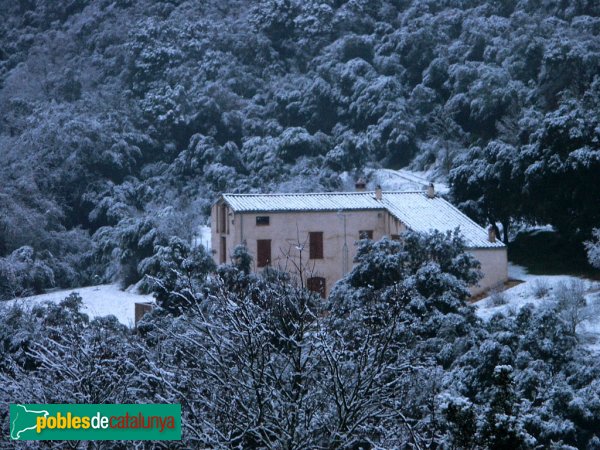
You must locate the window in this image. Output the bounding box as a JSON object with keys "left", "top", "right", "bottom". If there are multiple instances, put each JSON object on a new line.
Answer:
{"left": 257, "top": 239, "right": 271, "bottom": 267}
{"left": 307, "top": 277, "right": 326, "bottom": 298}
{"left": 220, "top": 237, "right": 227, "bottom": 264}
{"left": 391, "top": 234, "right": 401, "bottom": 241}
{"left": 256, "top": 216, "right": 270, "bottom": 226}
{"left": 309, "top": 232, "right": 323, "bottom": 259}
{"left": 359, "top": 230, "right": 373, "bottom": 240}
{"left": 220, "top": 205, "right": 228, "bottom": 234}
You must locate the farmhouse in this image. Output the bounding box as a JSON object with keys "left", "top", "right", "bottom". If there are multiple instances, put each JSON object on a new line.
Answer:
{"left": 211, "top": 184, "right": 507, "bottom": 297}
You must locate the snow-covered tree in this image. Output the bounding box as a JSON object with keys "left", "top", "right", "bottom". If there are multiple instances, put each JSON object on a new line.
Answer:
{"left": 450, "top": 140, "right": 523, "bottom": 243}
{"left": 585, "top": 228, "right": 600, "bottom": 269}
{"left": 140, "top": 236, "right": 215, "bottom": 314}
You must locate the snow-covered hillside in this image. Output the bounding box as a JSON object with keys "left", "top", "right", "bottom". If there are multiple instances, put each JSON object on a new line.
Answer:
{"left": 4, "top": 285, "right": 154, "bottom": 327}
{"left": 475, "top": 264, "right": 600, "bottom": 351}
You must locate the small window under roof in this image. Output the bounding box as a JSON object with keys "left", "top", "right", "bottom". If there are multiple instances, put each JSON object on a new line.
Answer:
{"left": 256, "top": 216, "right": 270, "bottom": 226}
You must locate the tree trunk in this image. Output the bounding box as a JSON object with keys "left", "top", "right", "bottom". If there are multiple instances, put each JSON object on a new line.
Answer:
{"left": 502, "top": 220, "right": 509, "bottom": 244}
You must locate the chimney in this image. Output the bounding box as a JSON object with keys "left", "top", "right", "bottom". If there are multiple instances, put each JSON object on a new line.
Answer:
{"left": 355, "top": 177, "right": 366, "bottom": 191}
{"left": 375, "top": 185, "right": 382, "bottom": 201}
{"left": 488, "top": 226, "right": 497, "bottom": 243}
{"left": 427, "top": 182, "right": 435, "bottom": 199}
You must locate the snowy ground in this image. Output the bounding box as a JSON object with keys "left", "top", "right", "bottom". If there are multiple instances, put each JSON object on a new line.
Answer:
{"left": 3, "top": 285, "right": 154, "bottom": 327}
{"left": 475, "top": 264, "right": 600, "bottom": 351}
{"left": 339, "top": 168, "right": 449, "bottom": 195}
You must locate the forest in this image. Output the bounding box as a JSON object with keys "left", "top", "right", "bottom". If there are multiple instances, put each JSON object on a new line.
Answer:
{"left": 2, "top": 233, "right": 600, "bottom": 448}
{"left": 0, "top": 0, "right": 599, "bottom": 297}
{"left": 1, "top": 0, "right": 600, "bottom": 447}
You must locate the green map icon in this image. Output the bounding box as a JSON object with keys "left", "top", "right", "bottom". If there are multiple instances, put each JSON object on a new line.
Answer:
{"left": 10, "top": 404, "right": 49, "bottom": 440}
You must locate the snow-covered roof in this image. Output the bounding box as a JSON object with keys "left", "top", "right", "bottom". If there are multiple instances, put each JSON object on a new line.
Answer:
{"left": 222, "top": 191, "right": 383, "bottom": 213}
{"left": 220, "top": 191, "right": 505, "bottom": 249}
{"left": 379, "top": 193, "right": 504, "bottom": 249}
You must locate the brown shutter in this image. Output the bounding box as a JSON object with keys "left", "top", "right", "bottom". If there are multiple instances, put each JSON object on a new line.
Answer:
{"left": 307, "top": 277, "right": 326, "bottom": 298}
{"left": 309, "top": 232, "right": 323, "bottom": 259}
{"left": 257, "top": 239, "right": 271, "bottom": 267}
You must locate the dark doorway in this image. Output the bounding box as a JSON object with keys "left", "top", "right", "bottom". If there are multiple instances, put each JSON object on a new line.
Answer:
{"left": 257, "top": 239, "right": 271, "bottom": 267}
{"left": 307, "top": 277, "right": 326, "bottom": 298}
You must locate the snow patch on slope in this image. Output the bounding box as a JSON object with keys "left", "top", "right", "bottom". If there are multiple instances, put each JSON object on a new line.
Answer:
{"left": 4, "top": 285, "right": 154, "bottom": 327}
{"left": 475, "top": 264, "right": 600, "bottom": 352}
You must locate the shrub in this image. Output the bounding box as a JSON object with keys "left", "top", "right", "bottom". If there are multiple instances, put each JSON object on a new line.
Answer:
{"left": 553, "top": 279, "right": 589, "bottom": 335}
{"left": 530, "top": 279, "right": 551, "bottom": 299}
{"left": 489, "top": 288, "right": 509, "bottom": 306}
{"left": 0, "top": 247, "right": 55, "bottom": 300}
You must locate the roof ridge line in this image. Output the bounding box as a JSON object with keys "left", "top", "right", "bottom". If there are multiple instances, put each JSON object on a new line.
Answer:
{"left": 222, "top": 190, "right": 426, "bottom": 196}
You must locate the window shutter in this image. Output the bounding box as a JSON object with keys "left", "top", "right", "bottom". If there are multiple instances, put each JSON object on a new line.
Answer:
{"left": 257, "top": 239, "right": 271, "bottom": 267}
{"left": 309, "top": 232, "right": 323, "bottom": 259}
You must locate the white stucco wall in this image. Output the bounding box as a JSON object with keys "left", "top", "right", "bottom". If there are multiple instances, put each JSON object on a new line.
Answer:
{"left": 469, "top": 247, "right": 509, "bottom": 295}
{"left": 236, "top": 209, "right": 391, "bottom": 296}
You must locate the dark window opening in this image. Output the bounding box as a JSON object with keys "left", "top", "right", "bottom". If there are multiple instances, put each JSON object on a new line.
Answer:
{"left": 256, "top": 216, "right": 270, "bottom": 226}
{"left": 359, "top": 230, "right": 374, "bottom": 240}
{"left": 220, "top": 237, "right": 227, "bottom": 264}
{"left": 257, "top": 239, "right": 271, "bottom": 267}
{"left": 220, "top": 205, "right": 228, "bottom": 234}
{"left": 307, "top": 277, "right": 326, "bottom": 298}
{"left": 391, "top": 234, "right": 401, "bottom": 241}
{"left": 309, "top": 232, "right": 323, "bottom": 259}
